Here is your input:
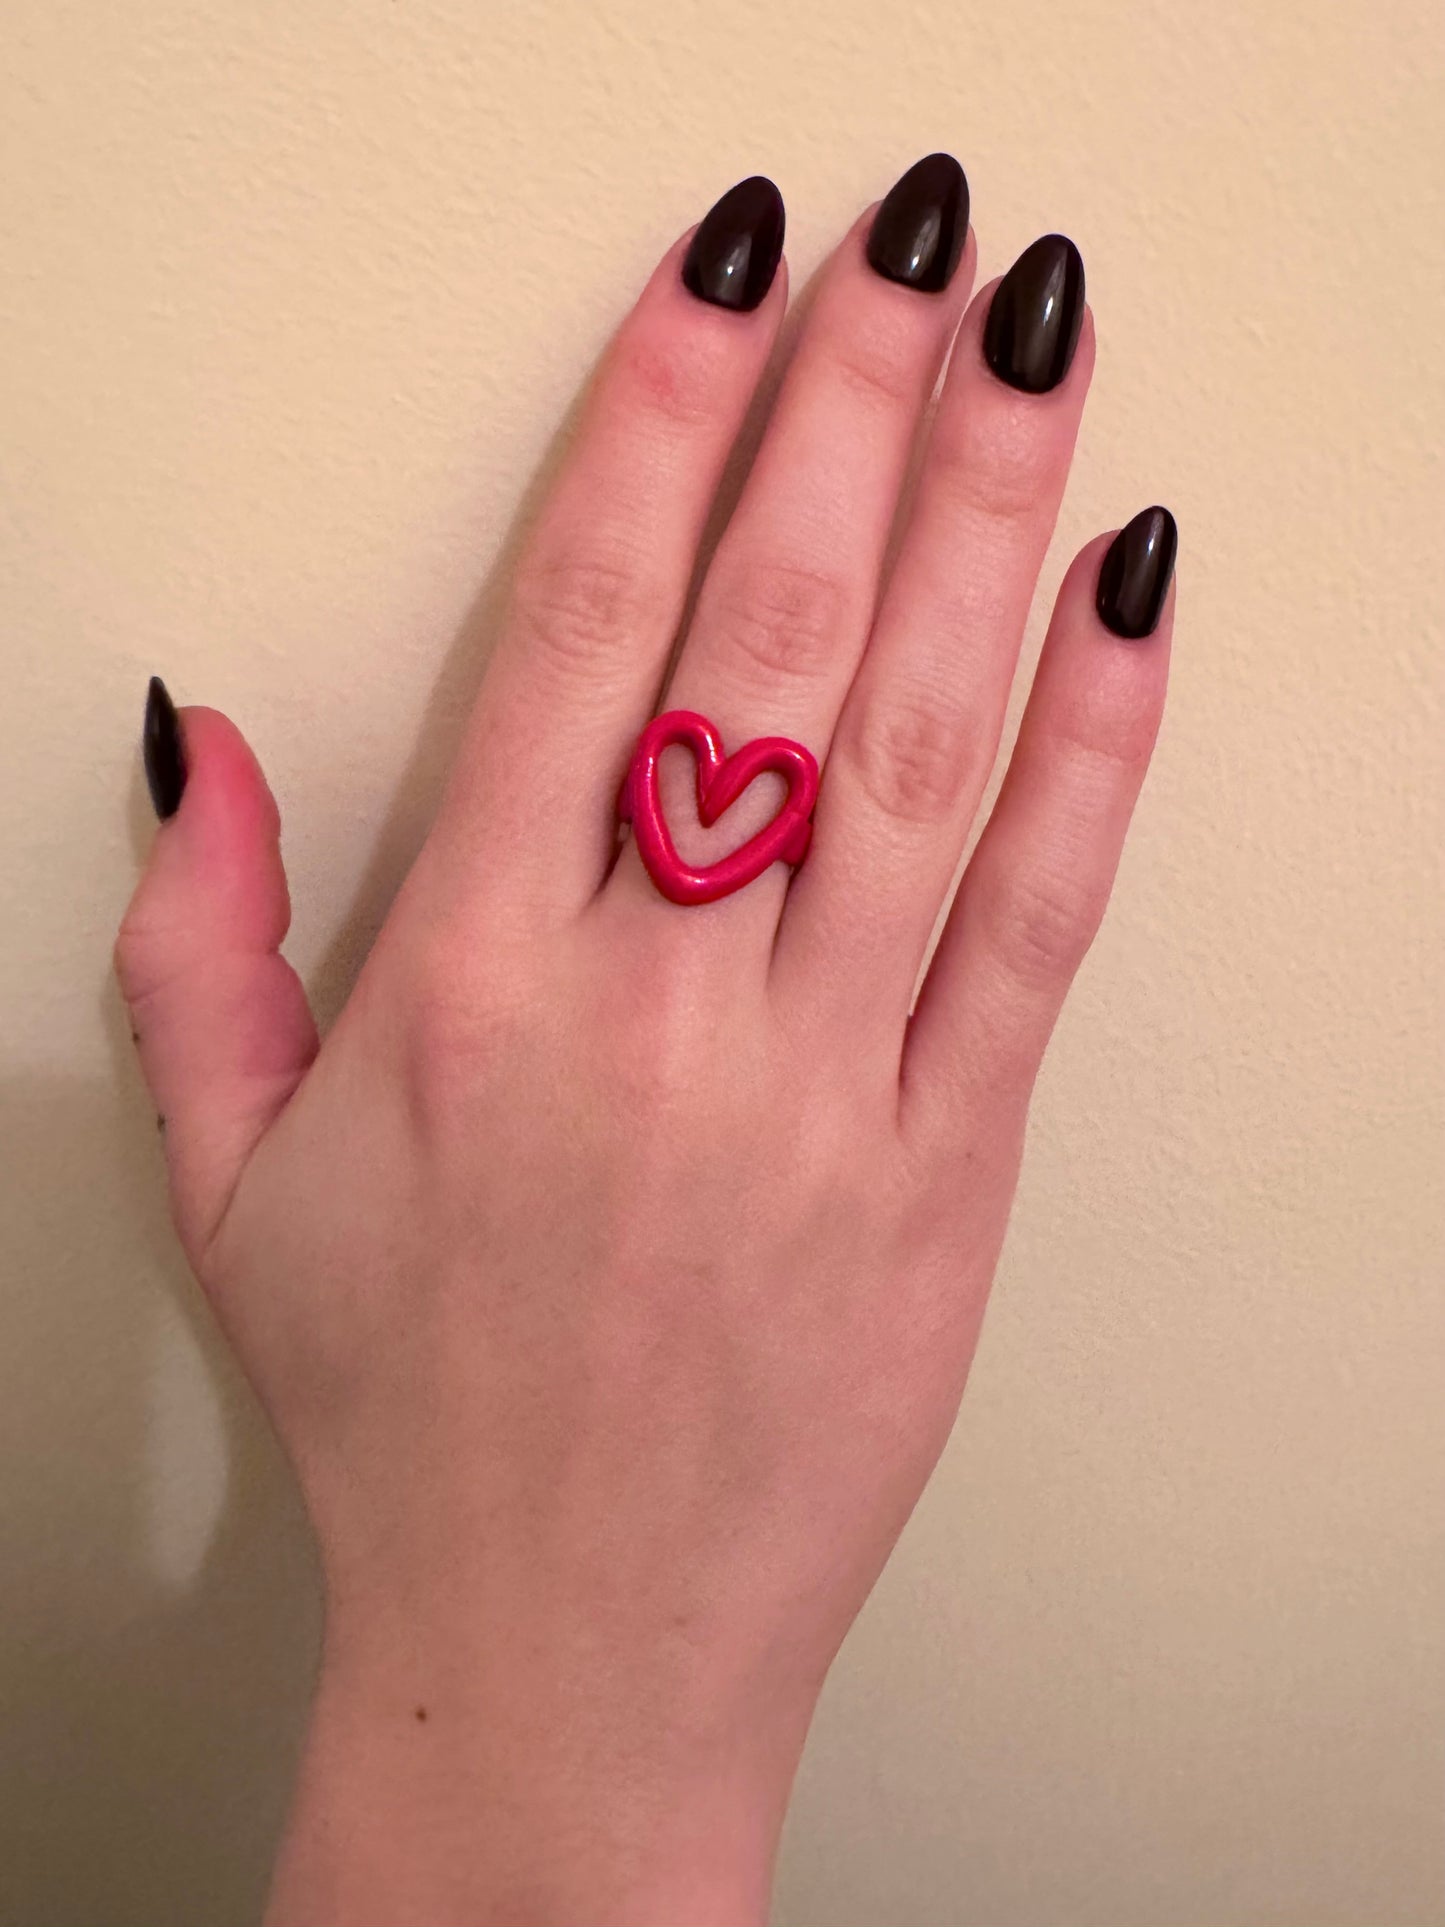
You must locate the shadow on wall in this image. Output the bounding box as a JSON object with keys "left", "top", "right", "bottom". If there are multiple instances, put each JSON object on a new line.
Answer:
{"left": 0, "top": 1035, "right": 319, "bottom": 1927}
{"left": 1, "top": 257, "right": 830, "bottom": 1924}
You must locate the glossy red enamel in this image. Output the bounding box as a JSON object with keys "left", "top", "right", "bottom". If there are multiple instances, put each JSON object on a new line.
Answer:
{"left": 619, "top": 710, "right": 819, "bottom": 905}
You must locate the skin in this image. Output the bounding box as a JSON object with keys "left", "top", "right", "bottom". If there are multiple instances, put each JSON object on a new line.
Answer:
{"left": 115, "top": 201, "right": 1173, "bottom": 1926}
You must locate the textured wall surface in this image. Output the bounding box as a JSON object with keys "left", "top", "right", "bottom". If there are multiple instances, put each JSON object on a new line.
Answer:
{"left": 3, "top": 2, "right": 1442, "bottom": 1923}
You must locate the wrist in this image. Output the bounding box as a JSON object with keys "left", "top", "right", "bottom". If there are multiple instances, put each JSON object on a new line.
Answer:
{"left": 266, "top": 1590, "right": 816, "bottom": 1927}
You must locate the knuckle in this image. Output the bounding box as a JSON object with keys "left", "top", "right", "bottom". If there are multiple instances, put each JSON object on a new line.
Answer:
{"left": 932, "top": 405, "right": 1057, "bottom": 527}
{"left": 510, "top": 547, "right": 661, "bottom": 681}
{"left": 112, "top": 907, "right": 169, "bottom": 1011}
{"left": 111, "top": 919, "right": 145, "bottom": 1004}
{"left": 1046, "top": 691, "right": 1161, "bottom": 781}
{"left": 845, "top": 683, "right": 973, "bottom": 826}
{"left": 976, "top": 863, "right": 1105, "bottom": 990}
{"left": 615, "top": 327, "right": 729, "bottom": 431}
{"left": 710, "top": 556, "right": 848, "bottom": 684}
{"left": 829, "top": 325, "right": 917, "bottom": 412}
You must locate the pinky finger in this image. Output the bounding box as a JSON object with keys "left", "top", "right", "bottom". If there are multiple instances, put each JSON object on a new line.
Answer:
{"left": 901, "top": 508, "right": 1176, "bottom": 1129}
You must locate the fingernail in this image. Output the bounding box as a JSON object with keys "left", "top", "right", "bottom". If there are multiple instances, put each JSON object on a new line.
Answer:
{"left": 983, "top": 234, "right": 1085, "bottom": 394}
{"left": 1096, "top": 507, "right": 1177, "bottom": 639}
{"left": 682, "top": 176, "right": 785, "bottom": 313}
{"left": 143, "top": 675, "right": 187, "bottom": 819}
{"left": 865, "top": 152, "right": 969, "bottom": 294}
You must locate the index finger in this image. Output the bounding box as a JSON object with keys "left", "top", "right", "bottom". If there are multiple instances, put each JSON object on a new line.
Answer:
{"left": 425, "top": 177, "right": 789, "bottom": 919}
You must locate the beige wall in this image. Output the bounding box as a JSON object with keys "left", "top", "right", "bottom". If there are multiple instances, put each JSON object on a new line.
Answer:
{"left": 3, "top": 2, "right": 1442, "bottom": 1922}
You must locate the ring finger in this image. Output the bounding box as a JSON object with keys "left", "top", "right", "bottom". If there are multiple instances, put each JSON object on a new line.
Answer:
{"left": 773, "top": 233, "right": 1095, "bottom": 1032}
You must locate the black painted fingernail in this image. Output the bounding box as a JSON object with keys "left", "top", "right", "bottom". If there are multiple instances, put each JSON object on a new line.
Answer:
{"left": 143, "top": 675, "right": 187, "bottom": 819}
{"left": 865, "top": 152, "right": 969, "bottom": 294}
{"left": 681, "top": 176, "right": 785, "bottom": 313}
{"left": 1097, "top": 507, "right": 1177, "bottom": 639}
{"left": 983, "top": 234, "right": 1085, "bottom": 394}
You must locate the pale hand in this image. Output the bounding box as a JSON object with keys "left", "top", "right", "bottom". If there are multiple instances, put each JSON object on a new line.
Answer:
{"left": 116, "top": 168, "right": 1173, "bottom": 1926}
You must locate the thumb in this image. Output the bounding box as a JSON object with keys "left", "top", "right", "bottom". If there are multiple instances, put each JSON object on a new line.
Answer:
{"left": 115, "top": 678, "right": 318, "bottom": 1267}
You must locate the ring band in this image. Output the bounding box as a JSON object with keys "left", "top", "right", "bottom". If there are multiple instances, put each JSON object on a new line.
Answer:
{"left": 619, "top": 709, "right": 819, "bottom": 906}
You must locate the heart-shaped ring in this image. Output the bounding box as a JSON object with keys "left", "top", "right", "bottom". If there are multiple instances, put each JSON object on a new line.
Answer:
{"left": 618, "top": 709, "right": 819, "bottom": 906}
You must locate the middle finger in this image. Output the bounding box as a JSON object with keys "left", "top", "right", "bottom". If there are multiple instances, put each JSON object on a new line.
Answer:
{"left": 606, "top": 153, "right": 975, "bottom": 936}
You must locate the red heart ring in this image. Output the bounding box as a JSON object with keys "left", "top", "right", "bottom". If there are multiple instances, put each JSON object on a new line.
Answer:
{"left": 618, "top": 709, "right": 820, "bottom": 906}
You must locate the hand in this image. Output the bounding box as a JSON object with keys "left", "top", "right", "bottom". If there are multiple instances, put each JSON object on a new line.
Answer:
{"left": 116, "top": 161, "right": 1174, "bottom": 1927}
